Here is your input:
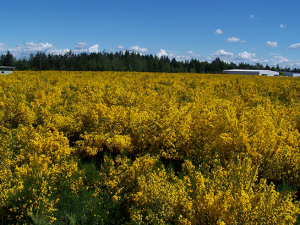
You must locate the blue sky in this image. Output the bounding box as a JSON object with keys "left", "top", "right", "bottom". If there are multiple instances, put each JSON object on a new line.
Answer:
{"left": 1, "top": 0, "right": 300, "bottom": 68}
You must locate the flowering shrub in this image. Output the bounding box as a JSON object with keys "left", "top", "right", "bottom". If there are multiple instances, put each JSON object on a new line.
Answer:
{"left": 1, "top": 71, "right": 300, "bottom": 224}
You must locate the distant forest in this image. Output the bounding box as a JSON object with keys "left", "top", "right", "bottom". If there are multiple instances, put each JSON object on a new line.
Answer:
{"left": 1, "top": 50, "right": 300, "bottom": 73}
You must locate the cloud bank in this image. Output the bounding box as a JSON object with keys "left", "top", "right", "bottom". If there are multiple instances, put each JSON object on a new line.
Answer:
{"left": 115, "top": 45, "right": 148, "bottom": 54}
{"left": 0, "top": 41, "right": 298, "bottom": 68}
{"left": 128, "top": 46, "right": 148, "bottom": 53}
{"left": 0, "top": 42, "right": 101, "bottom": 58}
{"left": 207, "top": 49, "right": 295, "bottom": 68}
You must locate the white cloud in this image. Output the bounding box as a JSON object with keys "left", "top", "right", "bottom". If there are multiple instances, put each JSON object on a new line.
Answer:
{"left": 181, "top": 49, "right": 296, "bottom": 68}
{"left": 23, "top": 42, "right": 55, "bottom": 52}
{"left": 226, "top": 37, "right": 240, "bottom": 42}
{"left": 288, "top": 43, "right": 300, "bottom": 50}
{"left": 264, "top": 55, "right": 295, "bottom": 68}
{"left": 265, "top": 41, "right": 277, "bottom": 47}
{"left": 88, "top": 44, "right": 99, "bottom": 53}
{"left": 210, "top": 49, "right": 234, "bottom": 58}
{"left": 250, "top": 15, "right": 255, "bottom": 19}
{"left": 1, "top": 41, "right": 299, "bottom": 68}
{"left": 72, "top": 43, "right": 99, "bottom": 54}
{"left": 269, "top": 56, "right": 290, "bottom": 66}
{"left": 48, "top": 49, "right": 70, "bottom": 55}
{"left": 185, "top": 50, "right": 201, "bottom": 58}
{"left": 167, "top": 52, "right": 189, "bottom": 61}
{"left": 157, "top": 49, "right": 168, "bottom": 58}
{"left": 225, "top": 37, "right": 245, "bottom": 42}
{"left": 75, "top": 42, "right": 87, "bottom": 50}
{"left": 207, "top": 49, "right": 262, "bottom": 64}
{"left": 175, "top": 55, "right": 189, "bottom": 61}
{"left": 236, "top": 51, "right": 255, "bottom": 60}
{"left": 117, "top": 45, "right": 148, "bottom": 54}
{"left": 279, "top": 24, "right": 286, "bottom": 28}
{"left": 249, "top": 58, "right": 261, "bottom": 63}
{"left": 154, "top": 49, "right": 188, "bottom": 61}
{"left": 128, "top": 46, "right": 148, "bottom": 53}
{"left": 0, "top": 42, "right": 102, "bottom": 57}
{"left": 214, "top": 29, "right": 223, "bottom": 35}
{"left": 273, "top": 56, "right": 289, "bottom": 62}
{"left": 4, "top": 42, "right": 70, "bottom": 57}
{"left": 169, "top": 53, "right": 177, "bottom": 59}
{"left": 293, "top": 60, "right": 300, "bottom": 67}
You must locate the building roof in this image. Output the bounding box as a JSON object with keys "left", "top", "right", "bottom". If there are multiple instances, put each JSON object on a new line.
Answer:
{"left": 284, "top": 71, "right": 300, "bottom": 74}
{"left": 222, "top": 69, "right": 280, "bottom": 76}
{"left": 0, "top": 66, "right": 15, "bottom": 70}
{"left": 223, "top": 69, "right": 273, "bottom": 72}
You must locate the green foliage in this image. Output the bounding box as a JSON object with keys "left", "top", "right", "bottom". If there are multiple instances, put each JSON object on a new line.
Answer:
{"left": 31, "top": 213, "right": 49, "bottom": 225}
{"left": 0, "top": 51, "right": 15, "bottom": 67}
{"left": 280, "top": 71, "right": 286, "bottom": 76}
{"left": 6, "top": 51, "right": 299, "bottom": 73}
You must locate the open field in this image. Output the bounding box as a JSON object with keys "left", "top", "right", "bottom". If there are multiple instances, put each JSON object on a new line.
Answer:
{"left": 1, "top": 71, "right": 300, "bottom": 224}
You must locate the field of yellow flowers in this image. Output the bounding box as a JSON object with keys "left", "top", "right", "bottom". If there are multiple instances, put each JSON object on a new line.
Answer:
{"left": 1, "top": 71, "right": 300, "bottom": 224}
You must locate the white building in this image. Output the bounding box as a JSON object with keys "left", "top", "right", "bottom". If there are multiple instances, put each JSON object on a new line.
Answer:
{"left": 0, "top": 66, "right": 15, "bottom": 75}
{"left": 222, "top": 69, "right": 279, "bottom": 76}
{"left": 283, "top": 72, "right": 300, "bottom": 77}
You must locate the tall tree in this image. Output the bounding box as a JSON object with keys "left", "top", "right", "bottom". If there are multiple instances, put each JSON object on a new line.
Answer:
{"left": 3, "top": 51, "right": 14, "bottom": 66}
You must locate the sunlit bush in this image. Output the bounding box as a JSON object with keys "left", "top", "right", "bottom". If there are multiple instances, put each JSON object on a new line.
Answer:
{"left": 1, "top": 71, "right": 300, "bottom": 223}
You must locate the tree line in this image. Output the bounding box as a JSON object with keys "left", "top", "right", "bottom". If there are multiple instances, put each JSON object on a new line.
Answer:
{"left": 1, "top": 50, "right": 299, "bottom": 73}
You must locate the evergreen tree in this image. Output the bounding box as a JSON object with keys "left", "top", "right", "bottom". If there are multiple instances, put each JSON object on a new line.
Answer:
{"left": 1, "top": 50, "right": 298, "bottom": 74}
{"left": 3, "top": 51, "right": 14, "bottom": 66}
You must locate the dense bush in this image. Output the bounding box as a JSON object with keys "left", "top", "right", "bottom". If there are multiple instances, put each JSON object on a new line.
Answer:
{"left": 1, "top": 71, "right": 300, "bottom": 224}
